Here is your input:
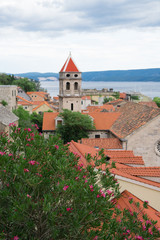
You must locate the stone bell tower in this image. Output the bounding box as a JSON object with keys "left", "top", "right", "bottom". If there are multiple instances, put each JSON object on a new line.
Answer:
{"left": 59, "top": 53, "right": 82, "bottom": 112}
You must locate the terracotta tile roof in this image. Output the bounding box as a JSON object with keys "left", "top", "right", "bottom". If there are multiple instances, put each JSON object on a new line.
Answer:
{"left": 17, "top": 96, "right": 33, "bottom": 105}
{"left": 119, "top": 167, "right": 160, "bottom": 177}
{"left": 85, "top": 112, "right": 121, "bottom": 130}
{"left": 105, "top": 99, "right": 124, "bottom": 106}
{"left": 69, "top": 141, "right": 160, "bottom": 188}
{"left": 111, "top": 102, "right": 160, "bottom": 138}
{"left": 60, "top": 54, "right": 79, "bottom": 72}
{"left": 116, "top": 190, "right": 160, "bottom": 228}
{"left": 53, "top": 96, "right": 59, "bottom": 100}
{"left": 110, "top": 157, "right": 144, "bottom": 165}
{"left": 119, "top": 92, "right": 126, "bottom": 99}
{"left": 82, "top": 96, "right": 91, "bottom": 100}
{"left": 104, "top": 150, "right": 135, "bottom": 158}
{"left": 80, "top": 138, "right": 123, "bottom": 149}
{"left": 27, "top": 91, "right": 47, "bottom": 99}
{"left": 139, "top": 101, "right": 158, "bottom": 108}
{"left": 42, "top": 112, "right": 59, "bottom": 131}
{"left": 32, "top": 101, "right": 45, "bottom": 106}
{"left": 85, "top": 105, "right": 115, "bottom": 113}
{"left": 32, "top": 101, "right": 53, "bottom": 112}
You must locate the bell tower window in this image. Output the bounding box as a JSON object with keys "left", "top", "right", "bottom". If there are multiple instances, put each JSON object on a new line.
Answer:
{"left": 66, "top": 82, "right": 70, "bottom": 90}
{"left": 74, "top": 82, "right": 78, "bottom": 90}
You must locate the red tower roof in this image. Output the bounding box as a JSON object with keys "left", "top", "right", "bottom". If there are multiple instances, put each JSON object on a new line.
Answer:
{"left": 60, "top": 54, "right": 80, "bottom": 72}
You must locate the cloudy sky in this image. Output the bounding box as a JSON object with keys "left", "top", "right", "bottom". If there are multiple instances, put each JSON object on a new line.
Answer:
{"left": 0, "top": 0, "right": 160, "bottom": 73}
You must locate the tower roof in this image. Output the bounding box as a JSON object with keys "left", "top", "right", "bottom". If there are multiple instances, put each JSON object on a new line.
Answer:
{"left": 60, "top": 53, "right": 80, "bottom": 72}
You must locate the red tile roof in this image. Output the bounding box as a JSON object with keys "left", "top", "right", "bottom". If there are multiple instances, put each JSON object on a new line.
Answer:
{"left": 80, "top": 138, "right": 123, "bottom": 149}
{"left": 85, "top": 105, "right": 115, "bottom": 113}
{"left": 32, "top": 101, "right": 53, "bottom": 112}
{"left": 60, "top": 54, "right": 79, "bottom": 72}
{"left": 111, "top": 102, "right": 160, "bottom": 138}
{"left": 69, "top": 141, "right": 160, "bottom": 188}
{"left": 17, "top": 96, "right": 33, "bottom": 105}
{"left": 42, "top": 112, "right": 59, "bottom": 131}
{"left": 119, "top": 92, "right": 126, "bottom": 99}
{"left": 82, "top": 96, "right": 91, "bottom": 100}
{"left": 139, "top": 101, "right": 158, "bottom": 108}
{"left": 85, "top": 112, "right": 121, "bottom": 130}
{"left": 119, "top": 167, "right": 160, "bottom": 177}
{"left": 116, "top": 190, "right": 160, "bottom": 228}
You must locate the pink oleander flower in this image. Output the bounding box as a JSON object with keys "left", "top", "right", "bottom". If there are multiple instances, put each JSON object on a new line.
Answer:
{"left": 30, "top": 132, "right": 34, "bottom": 137}
{"left": 55, "top": 145, "right": 59, "bottom": 150}
{"left": 144, "top": 200, "right": 149, "bottom": 204}
{"left": 8, "top": 153, "right": 13, "bottom": 156}
{"left": 142, "top": 225, "right": 146, "bottom": 230}
{"left": 66, "top": 207, "right": 73, "bottom": 212}
{"left": 129, "top": 197, "right": 133, "bottom": 201}
{"left": 6, "top": 183, "right": 9, "bottom": 187}
{"left": 148, "top": 228, "right": 153, "bottom": 235}
{"left": 39, "top": 132, "right": 42, "bottom": 136}
{"left": 24, "top": 169, "right": 29, "bottom": 172}
{"left": 146, "top": 220, "right": 151, "bottom": 225}
{"left": 126, "top": 230, "right": 130, "bottom": 234}
{"left": 85, "top": 179, "right": 88, "bottom": 183}
{"left": 28, "top": 128, "right": 31, "bottom": 132}
{"left": 83, "top": 175, "right": 87, "bottom": 178}
{"left": 27, "top": 194, "right": 31, "bottom": 198}
{"left": 89, "top": 185, "right": 94, "bottom": 192}
{"left": 27, "top": 138, "right": 31, "bottom": 141}
{"left": 101, "top": 193, "right": 106, "bottom": 198}
{"left": 3, "top": 170, "right": 6, "bottom": 173}
{"left": 106, "top": 189, "right": 112, "bottom": 195}
{"left": 26, "top": 143, "right": 30, "bottom": 146}
{"left": 93, "top": 236, "right": 98, "bottom": 240}
{"left": 135, "top": 235, "right": 144, "bottom": 240}
{"left": 63, "top": 185, "right": 69, "bottom": 191}
{"left": 29, "top": 160, "right": 36, "bottom": 165}
{"left": 75, "top": 176, "right": 79, "bottom": 180}
{"left": 14, "top": 236, "right": 19, "bottom": 240}
{"left": 36, "top": 173, "right": 42, "bottom": 177}
{"left": 97, "top": 194, "right": 100, "bottom": 198}
{"left": 9, "top": 122, "right": 16, "bottom": 127}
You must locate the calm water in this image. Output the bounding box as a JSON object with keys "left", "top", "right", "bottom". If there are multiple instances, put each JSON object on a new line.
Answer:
{"left": 40, "top": 80, "right": 160, "bottom": 99}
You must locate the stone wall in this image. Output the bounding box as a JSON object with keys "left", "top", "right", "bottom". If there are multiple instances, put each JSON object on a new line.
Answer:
{"left": 126, "top": 115, "right": 160, "bottom": 166}
{"left": 0, "top": 85, "right": 17, "bottom": 111}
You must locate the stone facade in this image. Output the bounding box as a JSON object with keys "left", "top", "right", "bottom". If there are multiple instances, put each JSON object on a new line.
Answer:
{"left": 126, "top": 115, "right": 160, "bottom": 166}
{"left": 0, "top": 85, "right": 17, "bottom": 111}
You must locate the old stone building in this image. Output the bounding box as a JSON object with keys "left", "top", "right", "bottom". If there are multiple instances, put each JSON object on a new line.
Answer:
{"left": 0, "top": 105, "right": 19, "bottom": 136}
{"left": 0, "top": 85, "right": 17, "bottom": 111}
{"left": 59, "top": 53, "right": 82, "bottom": 112}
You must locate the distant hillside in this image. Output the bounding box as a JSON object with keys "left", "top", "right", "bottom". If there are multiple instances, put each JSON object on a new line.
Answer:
{"left": 14, "top": 68, "right": 160, "bottom": 82}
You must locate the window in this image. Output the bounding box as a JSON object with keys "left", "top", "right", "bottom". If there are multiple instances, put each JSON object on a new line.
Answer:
{"left": 71, "top": 103, "right": 73, "bottom": 111}
{"left": 155, "top": 140, "right": 160, "bottom": 156}
{"left": 74, "top": 82, "right": 78, "bottom": 90}
{"left": 66, "top": 82, "right": 70, "bottom": 90}
{"left": 57, "top": 120, "right": 62, "bottom": 126}
{"left": 74, "top": 74, "right": 78, "bottom": 77}
{"left": 95, "top": 135, "right": 100, "bottom": 138}
{"left": 66, "top": 74, "right": 70, "bottom": 77}
{"left": 81, "top": 101, "right": 83, "bottom": 105}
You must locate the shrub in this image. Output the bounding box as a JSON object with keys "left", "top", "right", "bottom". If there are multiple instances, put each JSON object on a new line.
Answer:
{"left": 0, "top": 125, "right": 160, "bottom": 239}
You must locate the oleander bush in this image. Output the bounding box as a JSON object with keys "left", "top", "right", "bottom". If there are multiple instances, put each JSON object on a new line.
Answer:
{"left": 0, "top": 124, "right": 160, "bottom": 239}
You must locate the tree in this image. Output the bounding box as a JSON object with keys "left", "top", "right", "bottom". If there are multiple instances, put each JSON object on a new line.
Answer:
{"left": 112, "top": 92, "right": 120, "bottom": 99}
{"left": 130, "top": 95, "right": 140, "bottom": 101}
{"left": 57, "top": 109, "right": 95, "bottom": 143}
{"left": 12, "top": 78, "right": 37, "bottom": 92}
{"left": 0, "top": 125, "right": 160, "bottom": 239}
{"left": 13, "top": 106, "right": 43, "bottom": 130}
{"left": 1, "top": 100, "right": 8, "bottom": 107}
{"left": 103, "top": 97, "right": 113, "bottom": 104}
{"left": 153, "top": 97, "right": 160, "bottom": 108}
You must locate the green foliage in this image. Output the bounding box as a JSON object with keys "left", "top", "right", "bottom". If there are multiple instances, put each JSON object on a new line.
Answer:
{"left": 12, "top": 78, "right": 37, "bottom": 92}
{"left": 0, "top": 126, "right": 160, "bottom": 239}
{"left": 131, "top": 95, "right": 140, "bottom": 100}
{"left": 57, "top": 109, "right": 95, "bottom": 143}
{"left": 0, "top": 73, "right": 39, "bottom": 92}
{"left": 112, "top": 92, "right": 120, "bottom": 99}
{"left": 1, "top": 100, "right": 8, "bottom": 106}
{"left": 153, "top": 97, "right": 160, "bottom": 107}
{"left": 103, "top": 97, "right": 113, "bottom": 104}
{"left": 13, "top": 106, "right": 43, "bottom": 130}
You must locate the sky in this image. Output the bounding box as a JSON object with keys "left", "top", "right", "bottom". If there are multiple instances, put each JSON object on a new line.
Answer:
{"left": 0, "top": 0, "right": 160, "bottom": 73}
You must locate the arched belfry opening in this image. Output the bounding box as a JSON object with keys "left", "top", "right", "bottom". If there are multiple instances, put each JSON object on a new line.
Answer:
{"left": 59, "top": 53, "right": 82, "bottom": 112}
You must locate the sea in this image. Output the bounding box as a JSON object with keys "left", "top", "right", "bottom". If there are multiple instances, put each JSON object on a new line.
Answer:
{"left": 40, "top": 80, "right": 160, "bottom": 99}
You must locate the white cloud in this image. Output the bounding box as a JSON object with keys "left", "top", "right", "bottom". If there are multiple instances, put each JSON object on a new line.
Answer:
{"left": 0, "top": 0, "right": 160, "bottom": 73}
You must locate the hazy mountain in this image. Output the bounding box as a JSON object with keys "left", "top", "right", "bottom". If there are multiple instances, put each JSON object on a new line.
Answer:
{"left": 14, "top": 68, "right": 160, "bottom": 82}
